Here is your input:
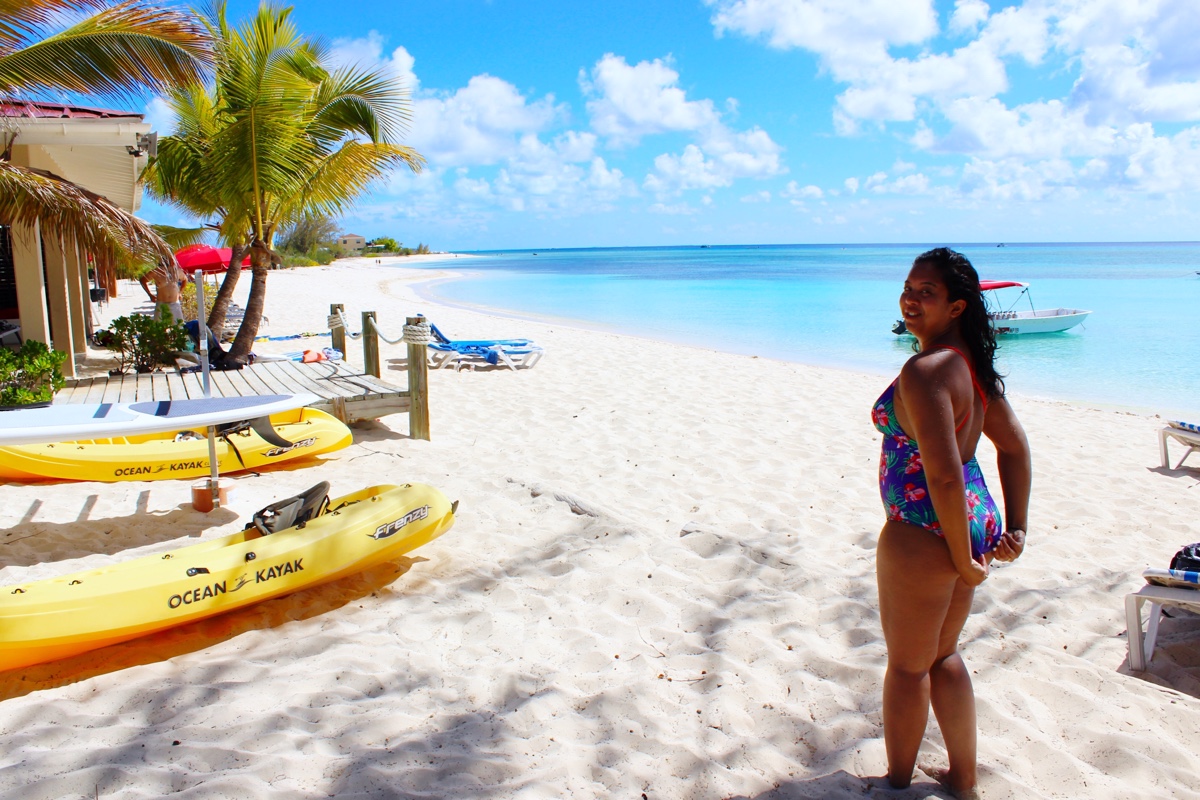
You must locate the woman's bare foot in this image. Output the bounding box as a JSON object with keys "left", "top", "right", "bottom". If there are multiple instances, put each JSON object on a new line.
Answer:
{"left": 919, "top": 763, "right": 982, "bottom": 799}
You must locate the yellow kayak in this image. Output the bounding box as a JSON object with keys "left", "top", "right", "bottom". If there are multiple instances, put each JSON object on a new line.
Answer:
{"left": 0, "top": 407, "right": 351, "bottom": 482}
{"left": 0, "top": 482, "right": 455, "bottom": 671}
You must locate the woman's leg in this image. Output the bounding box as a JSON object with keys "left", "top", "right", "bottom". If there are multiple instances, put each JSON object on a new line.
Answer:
{"left": 876, "top": 521, "right": 963, "bottom": 788}
{"left": 928, "top": 574, "right": 978, "bottom": 793}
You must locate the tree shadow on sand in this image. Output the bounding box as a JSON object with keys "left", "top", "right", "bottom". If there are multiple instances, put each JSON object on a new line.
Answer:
{"left": 0, "top": 498, "right": 239, "bottom": 568}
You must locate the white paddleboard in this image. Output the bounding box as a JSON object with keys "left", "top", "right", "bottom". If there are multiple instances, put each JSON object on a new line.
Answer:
{"left": 0, "top": 394, "right": 319, "bottom": 446}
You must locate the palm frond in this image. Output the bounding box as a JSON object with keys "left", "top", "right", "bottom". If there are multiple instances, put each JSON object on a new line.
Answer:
{"left": 0, "top": 0, "right": 108, "bottom": 52}
{"left": 0, "top": 161, "right": 174, "bottom": 267}
{"left": 0, "top": 0, "right": 212, "bottom": 99}
{"left": 309, "top": 64, "right": 410, "bottom": 145}
{"left": 286, "top": 141, "right": 423, "bottom": 220}
{"left": 150, "top": 223, "right": 207, "bottom": 250}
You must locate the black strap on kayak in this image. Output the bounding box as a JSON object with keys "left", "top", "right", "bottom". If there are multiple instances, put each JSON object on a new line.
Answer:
{"left": 215, "top": 416, "right": 296, "bottom": 468}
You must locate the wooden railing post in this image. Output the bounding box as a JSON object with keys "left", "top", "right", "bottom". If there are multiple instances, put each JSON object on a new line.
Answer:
{"left": 330, "top": 303, "right": 345, "bottom": 360}
{"left": 362, "top": 311, "right": 380, "bottom": 377}
{"left": 407, "top": 315, "right": 430, "bottom": 441}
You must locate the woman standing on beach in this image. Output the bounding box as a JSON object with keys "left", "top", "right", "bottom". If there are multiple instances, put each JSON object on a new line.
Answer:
{"left": 871, "top": 248, "right": 1031, "bottom": 797}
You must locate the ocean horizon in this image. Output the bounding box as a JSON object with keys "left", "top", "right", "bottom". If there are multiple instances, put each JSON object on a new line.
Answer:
{"left": 411, "top": 242, "right": 1199, "bottom": 418}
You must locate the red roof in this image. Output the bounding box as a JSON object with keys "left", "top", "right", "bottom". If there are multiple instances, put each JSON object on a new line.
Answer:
{"left": 979, "top": 280, "right": 1028, "bottom": 291}
{"left": 0, "top": 98, "right": 143, "bottom": 120}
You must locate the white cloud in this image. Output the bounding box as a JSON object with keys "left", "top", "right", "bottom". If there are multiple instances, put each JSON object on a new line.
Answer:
{"left": 143, "top": 96, "right": 176, "bottom": 134}
{"left": 708, "top": 0, "right": 938, "bottom": 75}
{"left": 582, "top": 54, "right": 722, "bottom": 146}
{"left": 844, "top": 177, "right": 859, "bottom": 194}
{"left": 781, "top": 180, "right": 823, "bottom": 199}
{"left": 648, "top": 201, "right": 702, "bottom": 215}
{"left": 741, "top": 190, "right": 772, "bottom": 202}
{"left": 408, "top": 75, "right": 562, "bottom": 167}
{"left": 329, "top": 33, "right": 419, "bottom": 94}
{"left": 949, "top": 0, "right": 990, "bottom": 35}
{"left": 582, "top": 53, "right": 786, "bottom": 196}
{"left": 708, "top": 0, "right": 1200, "bottom": 201}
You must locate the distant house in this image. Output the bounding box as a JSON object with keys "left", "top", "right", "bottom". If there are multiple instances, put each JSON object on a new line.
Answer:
{"left": 337, "top": 233, "right": 366, "bottom": 254}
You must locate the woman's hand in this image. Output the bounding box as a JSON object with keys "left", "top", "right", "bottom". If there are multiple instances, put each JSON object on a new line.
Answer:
{"left": 957, "top": 556, "right": 988, "bottom": 586}
{"left": 991, "top": 529, "right": 1025, "bottom": 562}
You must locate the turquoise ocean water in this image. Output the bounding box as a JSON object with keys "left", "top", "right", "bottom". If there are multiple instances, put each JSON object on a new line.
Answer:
{"left": 413, "top": 243, "right": 1200, "bottom": 417}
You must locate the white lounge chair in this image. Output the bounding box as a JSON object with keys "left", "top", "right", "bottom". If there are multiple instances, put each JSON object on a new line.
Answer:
{"left": 1126, "top": 568, "right": 1200, "bottom": 671}
{"left": 0, "top": 321, "right": 19, "bottom": 347}
{"left": 1159, "top": 421, "right": 1200, "bottom": 468}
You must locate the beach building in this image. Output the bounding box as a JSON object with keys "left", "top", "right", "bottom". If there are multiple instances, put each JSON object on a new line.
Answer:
{"left": 337, "top": 233, "right": 366, "bottom": 254}
{"left": 0, "top": 99, "right": 155, "bottom": 378}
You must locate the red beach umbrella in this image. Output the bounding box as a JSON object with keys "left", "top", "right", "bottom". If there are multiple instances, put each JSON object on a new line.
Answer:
{"left": 175, "top": 244, "right": 251, "bottom": 274}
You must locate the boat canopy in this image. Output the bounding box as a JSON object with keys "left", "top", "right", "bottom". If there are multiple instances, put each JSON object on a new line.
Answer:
{"left": 979, "top": 280, "right": 1028, "bottom": 291}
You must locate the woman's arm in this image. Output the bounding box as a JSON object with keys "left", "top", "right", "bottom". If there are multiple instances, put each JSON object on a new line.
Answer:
{"left": 982, "top": 396, "right": 1031, "bottom": 562}
{"left": 896, "top": 353, "right": 987, "bottom": 585}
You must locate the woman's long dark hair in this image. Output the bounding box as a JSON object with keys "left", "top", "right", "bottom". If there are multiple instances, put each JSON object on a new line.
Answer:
{"left": 913, "top": 247, "right": 1005, "bottom": 399}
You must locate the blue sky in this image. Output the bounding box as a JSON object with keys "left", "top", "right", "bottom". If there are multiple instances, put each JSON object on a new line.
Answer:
{"left": 141, "top": 0, "right": 1200, "bottom": 249}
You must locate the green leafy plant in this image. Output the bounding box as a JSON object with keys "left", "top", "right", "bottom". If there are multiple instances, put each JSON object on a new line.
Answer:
{"left": 100, "top": 312, "right": 189, "bottom": 373}
{"left": 0, "top": 340, "right": 67, "bottom": 406}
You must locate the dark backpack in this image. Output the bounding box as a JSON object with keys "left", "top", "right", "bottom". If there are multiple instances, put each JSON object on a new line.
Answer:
{"left": 1169, "top": 543, "right": 1200, "bottom": 572}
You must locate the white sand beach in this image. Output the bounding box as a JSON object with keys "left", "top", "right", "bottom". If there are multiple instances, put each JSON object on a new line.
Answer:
{"left": 1, "top": 256, "right": 1198, "bottom": 799}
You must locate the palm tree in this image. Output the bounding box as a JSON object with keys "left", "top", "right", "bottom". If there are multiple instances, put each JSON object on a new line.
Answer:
{"left": 0, "top": 0, "right": 212, "bottom": 267}
{"left": 148, "top": 2, "right": 423, "bottom": 360}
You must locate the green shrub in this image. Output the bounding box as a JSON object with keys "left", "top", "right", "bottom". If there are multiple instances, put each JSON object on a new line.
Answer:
{"left": 181, "top": 280, "right": 216, "bottom": 322}
{"left": 282, "top": 252, "right": 318, "bottom": 267}
{"left": 0, "top": 340, "right": 66, "bottom": 406}
{"left": 99, "top": 312, "right": 189, "bottom": 373}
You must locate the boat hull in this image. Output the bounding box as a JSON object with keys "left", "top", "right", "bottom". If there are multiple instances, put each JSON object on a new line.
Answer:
{"left": 0, "top": 407, "right": 351, "bottom": 482}
{"left": 894, "top": 308, "right": 1092, "bottom": 336}
{"left": 988, "top": 308, "right": 1091, "bottom": 335}
{"left": 0, "top": 483, "right": 455, "bottom": 671}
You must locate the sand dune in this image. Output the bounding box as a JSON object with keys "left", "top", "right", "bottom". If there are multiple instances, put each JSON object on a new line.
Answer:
{"left": 1, "top": 257, "right": 1197, "bottom": 799}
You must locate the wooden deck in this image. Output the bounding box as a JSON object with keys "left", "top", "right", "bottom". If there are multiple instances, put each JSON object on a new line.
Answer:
{"left": 56, "top": 360, "right": 410, "bottom": 424}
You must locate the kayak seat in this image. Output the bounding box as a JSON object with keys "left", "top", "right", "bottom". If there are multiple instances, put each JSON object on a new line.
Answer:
{"left": 246, "top": 481, "right": 331, "bottom": 536}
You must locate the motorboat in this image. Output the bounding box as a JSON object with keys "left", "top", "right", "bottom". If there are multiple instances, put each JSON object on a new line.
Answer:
{"left": 892, "top": 280, "right": 1091, "bottom": 336}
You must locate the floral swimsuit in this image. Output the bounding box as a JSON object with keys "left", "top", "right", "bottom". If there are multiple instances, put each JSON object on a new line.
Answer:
{"left": 871, "top": 347, "right": 1002, "bottom": 559}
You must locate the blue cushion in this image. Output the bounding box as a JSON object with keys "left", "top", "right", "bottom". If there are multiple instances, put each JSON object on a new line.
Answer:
{"left": 1169, "top": 420, "right": 1200, "bottom": 433}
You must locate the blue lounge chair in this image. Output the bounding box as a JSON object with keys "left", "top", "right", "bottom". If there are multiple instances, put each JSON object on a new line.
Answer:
{"left": 426, "top": 324, "right": 543, "bottom": 371}
{"left": 429, "top": 323, "right": 532, "bottom": 349}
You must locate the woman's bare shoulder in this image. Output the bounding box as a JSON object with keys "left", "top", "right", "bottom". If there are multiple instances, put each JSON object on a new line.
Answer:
{"left": 899, "top": 347, "right": 966, "bottom": 384}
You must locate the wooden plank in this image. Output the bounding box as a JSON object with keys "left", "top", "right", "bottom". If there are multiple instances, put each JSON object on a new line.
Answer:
{"left": 165, "top": 370, "right": 189, "bottom": 400}
{"left": 264, "top": 362, "right": 324, "bottom": 396}
{"left": 238, "top": 363, "right": 279, "bottom": 397}
{"left": 84, "top": 376, "right": 110, "bottom": 404}
{"left": 250, "top": 362, "right": 309, "bottom": 398}
{"left": 56, "top": 378, "right": 92, "bottom": 404}
{"left": 338, "top": 395, "right": 410, "bottom": 422}
{"left": 206, "top": 371, "right": 238, "bottom": 398}
{"left": 101, "top": 374, "right": 126, "bottom": 403}
{"left": 301, "top": 363, "right": 363, "bottom": 399}
{"left": 150, "top": 372, "right": 170, "bottom": 402}
{"left": 244, "top": 362, "right": 292, "bottom": 396}
{"left": 221, "top": 368, "right": 257, "bottom": 398}
{"left": 319, "top": 362, "right": 394, "bottom": 398}
{"left": 179, "top": 370, "right": 205, "bottom": 399}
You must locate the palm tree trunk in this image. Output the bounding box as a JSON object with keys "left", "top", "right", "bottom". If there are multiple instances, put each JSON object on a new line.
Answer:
{"left": 226, "top": 239, "right": 270, "bottom": 362}
{"left": 206, "top": 241, "right": 247, "bottom": 337}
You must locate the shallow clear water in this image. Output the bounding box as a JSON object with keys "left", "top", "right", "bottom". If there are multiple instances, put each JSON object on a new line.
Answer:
{"left": 414, "top": 243, "right": 1200, "bottom": 416}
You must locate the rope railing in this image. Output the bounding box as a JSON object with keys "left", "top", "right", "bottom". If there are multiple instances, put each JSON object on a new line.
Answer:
{"left": 327, "top": 304, "right": 431, "bottom": 440}
{"left": 327, "top": 311, "right": 432, "bottom": 346}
